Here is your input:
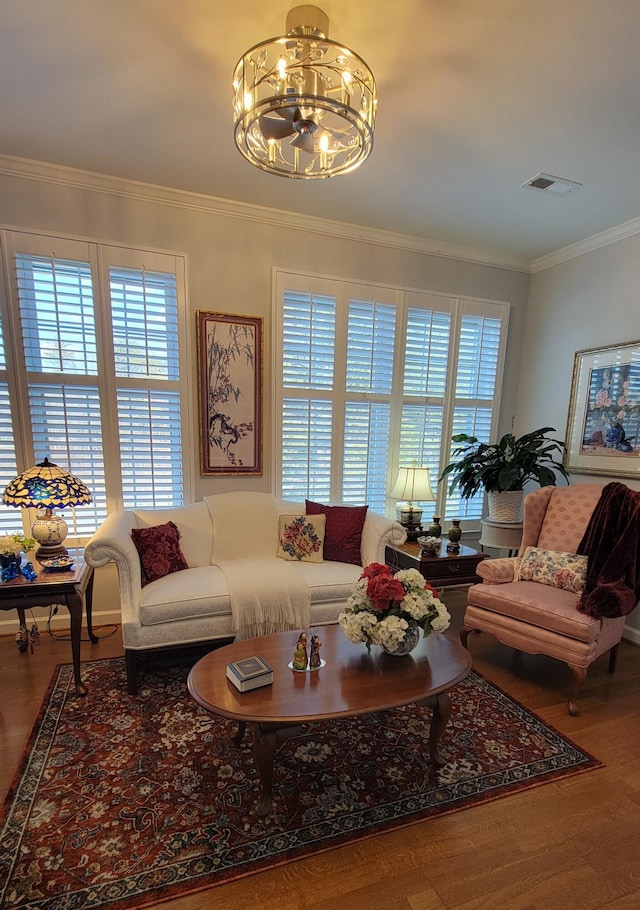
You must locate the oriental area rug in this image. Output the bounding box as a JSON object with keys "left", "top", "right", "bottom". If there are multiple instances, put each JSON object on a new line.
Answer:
{"left": 1, "top": 657, "right": 602, "bottom": 910}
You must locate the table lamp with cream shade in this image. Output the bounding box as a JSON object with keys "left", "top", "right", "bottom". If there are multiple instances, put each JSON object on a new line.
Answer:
{"left": 390, "top": 466, "right": 436, "bottom": 541}
{"left": 2, "top": 458, "right": 92, "bottom": 559}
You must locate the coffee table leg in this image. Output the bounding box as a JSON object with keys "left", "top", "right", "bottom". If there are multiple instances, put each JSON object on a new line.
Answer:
{"left": 252, "top": 724, "right": 277, "bottom": 817}
{"left": 251, "top": 723, "right": 302, "bottom": 817}
{"left": 420, "top": 692, "right": 452, "bottom": 766}
{"left": 233, "top": 721, "right": 247, "bottom": 745}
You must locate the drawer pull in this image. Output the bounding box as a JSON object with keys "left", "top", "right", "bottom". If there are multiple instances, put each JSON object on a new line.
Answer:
{"left": 447, "top": 564, "right": 461, "bottom": 574}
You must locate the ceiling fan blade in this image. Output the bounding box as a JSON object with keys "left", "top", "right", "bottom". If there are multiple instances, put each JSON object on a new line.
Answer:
{"left": 259, "top": 115, "right": 296, "bottom": 141}
{"left": 291, "top": 132, "right": 315, "bottom": 154}
{"left": 276, "top": 104, "right": 300, "bottom": 122}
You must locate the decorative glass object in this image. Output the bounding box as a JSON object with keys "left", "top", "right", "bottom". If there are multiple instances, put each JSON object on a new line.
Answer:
{"left": 427, "top": 515, "right": 442, "bottom": 538}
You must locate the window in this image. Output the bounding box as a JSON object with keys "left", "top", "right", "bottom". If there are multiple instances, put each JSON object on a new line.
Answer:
{"left": 0, "top": 231, "right": 189, "bottom": 540}
{"left": 274, "top": 270, "right": 509, "bottom": 524}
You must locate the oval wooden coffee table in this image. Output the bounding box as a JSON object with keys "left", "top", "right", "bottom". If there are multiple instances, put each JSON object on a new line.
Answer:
{"left": 188, "top": 625, "right": 472, "bottom": 816}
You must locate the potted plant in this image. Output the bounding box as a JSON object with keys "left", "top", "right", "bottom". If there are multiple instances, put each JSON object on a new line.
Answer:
{"left": 439, "top": 426, "right": 569, "bottom": 521}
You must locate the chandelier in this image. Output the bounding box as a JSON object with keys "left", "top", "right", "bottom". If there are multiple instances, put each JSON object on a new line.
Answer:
{"left": 232, "top": 5, "right": 377, "bottom": 179}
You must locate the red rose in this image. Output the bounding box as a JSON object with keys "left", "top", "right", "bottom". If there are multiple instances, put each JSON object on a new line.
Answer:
{"left": 360, "top": 562, "right": 392, "bottom": 581}
{"left": 366, "top": 575, "right": 405, "bottom": 612}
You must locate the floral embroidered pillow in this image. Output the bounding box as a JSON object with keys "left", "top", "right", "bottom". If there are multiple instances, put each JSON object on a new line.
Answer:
{"left": 277, "top": 514, "right": 326, "bottom": 563}
{"left": 515, "top": 546, "right": 588, "bottom": 594}
{"left": 131, "top": 521, "right": 189, "bottom": 585}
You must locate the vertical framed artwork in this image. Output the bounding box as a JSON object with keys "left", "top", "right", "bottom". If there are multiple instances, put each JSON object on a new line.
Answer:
{"left": 565, "top": 339, "right": 640, "bottom": 478}
{"left": 197, "top": 311, "right": 263, "bottom": 475}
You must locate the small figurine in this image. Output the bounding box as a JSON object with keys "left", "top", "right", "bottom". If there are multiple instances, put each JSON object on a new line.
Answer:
{"left": 309, "top": 633, "right": 322, "bottom": 669}
{"left": 292, "top": 631, "right": 308, "bottom": 670}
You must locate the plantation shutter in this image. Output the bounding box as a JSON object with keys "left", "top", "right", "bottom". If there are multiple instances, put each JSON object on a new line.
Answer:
{"left": 444, "top": 308, "right": 505, "bottom": 521}
{"left": 279, "top": 287, "right": 336, "bottom": 501}
{"left": 398, "top": 303, "right": 452, "bottom": 514}
{"left": 0, "top": 317, "right": 20, "bottom": 534}
{"left": 0, "top": 233, "right": 188, "bottom": 540}
{"left": 342, "top": 297, "right": 397, "bottom": 511}
{"left": 274, "top": 270, "right": 509, "bottom": 527}
{"left": 110, "top": 266, "right": 183, "bottom": 509}
{"left": 15, "top": 252, "right": 105, "bottom": 534}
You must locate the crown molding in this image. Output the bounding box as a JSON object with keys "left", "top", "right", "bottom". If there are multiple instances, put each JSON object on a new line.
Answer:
{"left": 0, "top": 153, "right": 532, "bottom": 273}
{"left": 531, "top": 216, "right": 640, "bottom": 272}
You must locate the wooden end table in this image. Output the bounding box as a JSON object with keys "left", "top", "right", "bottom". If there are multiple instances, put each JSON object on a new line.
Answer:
{"left": 385, "top": 540, "right": 484, "bottom": 588}
{"left": 188, "top": 625, "right": 472, "bottom": 817}
{"left": 0, "top": 548, "right": 96, "bottom": 696}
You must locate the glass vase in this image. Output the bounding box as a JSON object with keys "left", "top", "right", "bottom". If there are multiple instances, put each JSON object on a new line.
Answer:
{"left": 382, "top": 620, "right": 421, "bottom": 656}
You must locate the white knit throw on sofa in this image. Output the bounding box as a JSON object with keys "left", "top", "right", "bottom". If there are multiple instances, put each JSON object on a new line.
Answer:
{"left": 205, "top": 491, "right": 311, "bottom": 638}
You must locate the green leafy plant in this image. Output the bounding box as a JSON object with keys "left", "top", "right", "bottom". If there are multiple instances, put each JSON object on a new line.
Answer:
{"left": 439, "top": 427, "right": 569, "bottom": 499}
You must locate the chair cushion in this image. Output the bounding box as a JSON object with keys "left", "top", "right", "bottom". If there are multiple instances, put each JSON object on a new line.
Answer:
{"left": 277, "top": 514, "right": 326, "bottom": 562}
{"left": 515, "top": 546, "right": 588, "bottom": 594}
{"left": 138, "top": 566, "right": 230, "bottom": 625}
{"left": 467, "top": 580, "right": 601, "bottom": 643}
{"left": 305, "top": 501, "right": 368, "bottom": 565}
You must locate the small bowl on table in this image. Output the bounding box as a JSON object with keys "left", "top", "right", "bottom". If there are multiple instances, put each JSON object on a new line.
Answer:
{"left": 417, "top": 536, "right": 440, "bottom": 556}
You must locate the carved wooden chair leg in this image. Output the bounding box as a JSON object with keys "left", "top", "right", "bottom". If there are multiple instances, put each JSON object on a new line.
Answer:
{"left": 608, "top": 643, "right": 620, "bottom": 674}
{"left": 459, "top": 625, "right": 475, "bottom": 649}
{"left": 567, "top": 664, "right": 587, "bottom": 716}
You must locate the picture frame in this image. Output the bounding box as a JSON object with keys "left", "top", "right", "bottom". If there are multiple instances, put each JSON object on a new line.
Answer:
{"left": 197, "top": 311, "right": 263, "bottom": 475}
{"left": 565, "top": 339, "right": 640, "bottom": 478}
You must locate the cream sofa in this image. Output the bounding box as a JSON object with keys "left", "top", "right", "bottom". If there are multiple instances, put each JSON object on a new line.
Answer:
{"left": 85, "top": 491, "right": 406, "bottom": 693}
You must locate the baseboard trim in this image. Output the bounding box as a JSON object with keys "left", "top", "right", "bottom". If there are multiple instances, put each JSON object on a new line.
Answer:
{"left": 0, "top": 607, "right": 121, "bottom": 636}
{"left": 623, "top": 623, "right": 640, "bottom": 646}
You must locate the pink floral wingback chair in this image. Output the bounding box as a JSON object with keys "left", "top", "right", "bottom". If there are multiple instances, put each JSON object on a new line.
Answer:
{"left": 462, "top": 484, "right": 630, "bottom": 715}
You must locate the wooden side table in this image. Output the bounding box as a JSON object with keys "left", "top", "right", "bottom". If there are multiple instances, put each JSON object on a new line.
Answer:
{"left": 0, "top": 548, "right": 96, "bottom": 696}
{"left": 385, "top": 540, "right": 485, "bottom": 588}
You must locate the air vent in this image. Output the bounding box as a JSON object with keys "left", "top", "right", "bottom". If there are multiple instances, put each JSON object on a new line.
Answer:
{"left": 521, "top": 172, "right": 583, "bottom": 196}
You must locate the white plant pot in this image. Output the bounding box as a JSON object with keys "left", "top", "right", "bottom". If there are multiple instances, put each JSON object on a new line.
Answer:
{"left": 487, "top": 490, "right": 523, "bottom": 522}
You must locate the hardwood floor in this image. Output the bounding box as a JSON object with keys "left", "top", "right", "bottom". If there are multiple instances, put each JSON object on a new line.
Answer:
{"left": 1, "top": 598, "right": 639, "bottom": 910}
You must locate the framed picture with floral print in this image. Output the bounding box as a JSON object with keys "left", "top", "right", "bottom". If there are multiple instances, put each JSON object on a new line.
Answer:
{"left": 197, "top": 311, "right": 263, "bottom": 475}
{"left": 565, "top": 339, "right": 640, "bottom": 478}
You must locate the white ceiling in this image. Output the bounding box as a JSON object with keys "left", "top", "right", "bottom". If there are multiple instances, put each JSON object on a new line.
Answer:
{"left": 2, "top": 0, "right": 640, "bottom": 265}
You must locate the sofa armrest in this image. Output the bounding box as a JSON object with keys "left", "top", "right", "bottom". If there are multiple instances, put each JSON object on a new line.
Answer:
{"left": 84, "top": 511, "right": 142, "bottom": 621}
{"left": 476, "top": 556, "right": 519, "bottom": 584}
{"left": 361, "top": 510, "right": 408, "bottom": 566}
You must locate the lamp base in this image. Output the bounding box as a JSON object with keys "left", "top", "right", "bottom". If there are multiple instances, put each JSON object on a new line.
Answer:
{"left": 395, "top": 505, "right": 423, "bottom": 541}
{"left": 35, "top": 543, "right": 69, "bottom": 561}
{"left": 31, "top": 510, "right": 69, "bottom": 559}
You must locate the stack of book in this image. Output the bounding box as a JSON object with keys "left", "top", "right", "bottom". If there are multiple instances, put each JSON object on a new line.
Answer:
{"left": 226, "top": 656, "right": 274, "bottom": 692}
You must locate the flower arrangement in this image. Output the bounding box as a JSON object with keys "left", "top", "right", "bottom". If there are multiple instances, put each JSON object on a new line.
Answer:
{"left": 0, "top": 533, "right": 36, "bottom": 559}
{"left": 338, "top": 563, "right": 451, "bottom": 654}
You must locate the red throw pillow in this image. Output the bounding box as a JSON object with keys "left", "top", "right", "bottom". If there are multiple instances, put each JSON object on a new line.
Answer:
{"left": 131, "top": 521, "right": 189, "bottom": 586}
{"left": 305, "top": 500, "right": 368, "bottom": 565}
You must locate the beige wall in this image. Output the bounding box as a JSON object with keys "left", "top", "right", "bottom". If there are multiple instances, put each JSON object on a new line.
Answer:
{"left": 518, "top": 234, "right": 640, "bottom": 641}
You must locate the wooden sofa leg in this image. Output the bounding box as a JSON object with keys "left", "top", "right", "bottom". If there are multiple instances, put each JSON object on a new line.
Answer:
{"left": 608, "top": 643, "right": 620, "bottom": 674}
{"left": 567, "top": 664, "right": 587, "bottom": 716}
{"left": 125, "top": 650, "right": 139, "bottom": 695}
{"left": 459, "top": 625, "right": 479, "bottom": 650}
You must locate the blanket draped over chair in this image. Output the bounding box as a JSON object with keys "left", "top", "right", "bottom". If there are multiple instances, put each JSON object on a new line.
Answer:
{"left": 577, "top": 481, "right": 640, "bottom": 619}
